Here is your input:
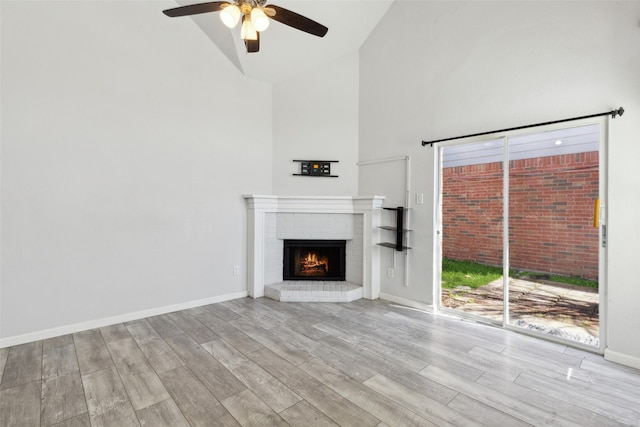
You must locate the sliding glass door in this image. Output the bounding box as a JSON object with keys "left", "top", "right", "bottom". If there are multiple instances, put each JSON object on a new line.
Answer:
{"left": 437, "top": 121, "right": 605, "bottom": 350}
{"left": 439, "top": 138, "right": 505, "bottom": 324}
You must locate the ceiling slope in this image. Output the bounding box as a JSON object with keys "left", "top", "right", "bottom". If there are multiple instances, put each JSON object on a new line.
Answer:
{"left": 174, "top": 0, "right": 394, "bottom": 83}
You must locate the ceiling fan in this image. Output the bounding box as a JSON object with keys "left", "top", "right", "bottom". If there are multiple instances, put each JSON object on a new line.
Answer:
{"left": 162, "top": 1, "right": 328, "bottom": 53}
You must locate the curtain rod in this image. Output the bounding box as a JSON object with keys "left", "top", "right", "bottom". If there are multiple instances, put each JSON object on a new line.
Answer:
{"left": 421, "top": 107, "right": 624, "bottom": 147}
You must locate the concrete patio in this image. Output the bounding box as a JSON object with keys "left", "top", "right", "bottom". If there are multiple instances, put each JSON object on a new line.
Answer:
{"left": 442, "top": 278, "right": 599, "bottom": 346}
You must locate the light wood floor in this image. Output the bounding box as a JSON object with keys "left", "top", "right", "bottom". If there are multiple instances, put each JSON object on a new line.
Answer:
{"left": 1, "top": 298, "right": 640, "bottom": 426}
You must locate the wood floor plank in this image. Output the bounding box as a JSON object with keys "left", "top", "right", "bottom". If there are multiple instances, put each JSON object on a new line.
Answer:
{"left": 496, "top": 345, "right": 584, "bottom": 375}
{"left": 380, "top": 311, "right": 506, "bottom": 353}
{"left": 420, "top": 365, "right": 582, "bottom": 427}
{"left": 73, "top": 330, "right": 113, "bottom": 375}
{"left": 222, "top": 300, "right": 282, "bottom": 330}
{"left": 312, "top": 320, "right": 363, "bottom": 345}
{"left": 81, "top": 366, "right": 139, "bottom": 427}
{"left": 41, "top": 372, "right": 88, "bottom": 426}
{"left": 106, "top": 336, "right": 172, "bottom": 411}
{"left": 188, "top": 308, "right": 264, "bottom": 355}
{"left": 248, "top": 347, "right": 381, "bottom": 427}
{"left": 363, "top": 374, "right": 482, "bottom": 427}
{"left": 120, "top": 370, "right": 172, "bottom": 411}
{"left": 159, "top": 365, "right": 240, "bottom": 427}
{"left": 279, "top": 400, "right": 340, "bottom": 427}
{"left": 284, "top": 317, "right": 331, "bottom": 341}
{"left": 146, "top": 315, "right": 184, "bottom": 339}
{"left": 252, "top": 297, "right": 313, "bottom": 317}
{"left": 125, "top": 320, "right": 185, "bottom": 374}
{"left": 107, "top": 337, "right": 153, "bottom": 376}
{"left": 137, "top": 338, "right": 185, "bottom": 374}
{"left": 43, "top": 334, "right": 74, "bottom": 351}
{"left": 472, "top": 344, "right": 640, "bottom": 411}
{"left": 202, "top": 301, "right": 242, "bottom": 321}
{"left": 271, "top": 323, "right": 322, "bottom": 353}
{"left": 321, "top": 313, "right": 505, "bottom": 378}
{"left": 167, "top": 311, "right": 220, "bottom": 344}
{"left": 309, "top": 339, "right": 378, "bottom": 382}
{"left": 514, "top": 370, "right": 640, "bottom": 425}
{"left": 300, "top": 357, "right": 435, "bottom": 427}
{"left": 202, "top": 338, "right": 302, "bottom": 413}
{"left": 0, "top": 380, "right": 41, "bottom": 426}
{"left": 164, "top": 334, "right": 246, "bottom": 401}
{"left": 424, "top": 342, "right": 522, "bottom": 383}
{"left": 125, "top": 319, "right": 163, "bottom": 343}
{"left": 52, "top": 413, "right": 91, "bottom": 427}
{"left": 0, "top": 347, "right": 8, "bottom": 384}
{"left": 476, "top": 372, "right": 625, "bottom": 427}
{"left": 233, "top": 297, "right": 292, "bottom": 322}
{"left": 446, "top": 393, "right": 533, "bottom": 427}
{"left": 579, "top": 358, "right": 640, "bottom": 388}
{"left": 0, "top": 341, "right": 42, "bottom": 390}
{"left": 100, "top": 324, "right": 131, "bottom": 344}
{"left": 318, "top": 334, "right": 458, "bottom": 405}
{"left": 136, "top": 398, "right": 190, "bottom": 427}
{"left": 221, "top": 389, "right": 290, "bottom": 426}
{"left": 43, "top": 343, "right": 80, "bottom": 381}
{"left": 229, "top": 316, "right": 314, "bottom": 366}
{"left": 327, "top": 328, "right": 429, "bottom": 374}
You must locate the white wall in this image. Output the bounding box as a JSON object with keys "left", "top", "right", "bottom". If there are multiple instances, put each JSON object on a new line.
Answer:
{"left": 0, "top": 1, "right": 272, "bottom": 343}
{"left": 272, "top": 53, "right": 359, "bottom": 196}
{"left": 359, "top": 1, "right": 640, "bottom": 366}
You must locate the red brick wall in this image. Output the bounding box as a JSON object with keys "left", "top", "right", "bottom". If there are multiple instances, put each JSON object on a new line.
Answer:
{"left": 443, "top": 152, "right": 599, "bottom": 280}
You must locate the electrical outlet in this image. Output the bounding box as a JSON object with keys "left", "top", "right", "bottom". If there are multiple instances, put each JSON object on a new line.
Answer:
{"left": 233, "top": 265, "right": 240, "bottom": 276}
{"left": 416, "top": 193, "right": 424, "bottom": 205}
{"left": 387, "top": 267, "right": 395, "bottom": 278}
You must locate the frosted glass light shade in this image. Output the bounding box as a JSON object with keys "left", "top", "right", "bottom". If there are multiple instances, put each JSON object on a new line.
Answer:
{"left": 250, "top": 8, "right": 270, "bottom": 32}
{"left": 220, "top": 4, "right": 241, "bottom": 28}
{"left": 241, "top": 19, "right": 258, "bottom": 40}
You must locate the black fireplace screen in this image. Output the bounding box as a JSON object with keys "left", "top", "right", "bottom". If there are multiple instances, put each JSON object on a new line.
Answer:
{"left": 283, "top": 240, "right": 346, "bottom": 281}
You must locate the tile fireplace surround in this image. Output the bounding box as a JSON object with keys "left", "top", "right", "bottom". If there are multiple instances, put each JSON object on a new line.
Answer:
{"left": 244, "top": 195, "right": 385, "bottom": 301}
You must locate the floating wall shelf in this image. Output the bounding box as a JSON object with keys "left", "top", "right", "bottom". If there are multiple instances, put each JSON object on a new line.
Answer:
{"left": 378, "top": 206, "right": 411, "bottom": 251}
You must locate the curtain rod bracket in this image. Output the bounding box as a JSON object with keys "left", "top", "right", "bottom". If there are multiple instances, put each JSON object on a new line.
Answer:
{"left": 421, "top": 106, "right": 624, "bottom": 147}
{"left": 612, "top": 107, "right": 624, "bottom": 118}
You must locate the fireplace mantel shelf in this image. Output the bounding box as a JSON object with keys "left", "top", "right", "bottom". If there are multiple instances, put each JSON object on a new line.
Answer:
{"left": 244, "top": 195, "right": 385, "bottom": 212}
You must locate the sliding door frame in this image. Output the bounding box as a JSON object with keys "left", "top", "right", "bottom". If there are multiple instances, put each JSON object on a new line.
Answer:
{"left": 434, "top": 117, "right": 608, "bottom": 354}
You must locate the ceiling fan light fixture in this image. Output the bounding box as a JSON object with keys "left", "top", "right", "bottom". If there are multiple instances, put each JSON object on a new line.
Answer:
{"left": 250, "top": 8, "right": 270, "bottom": 32}
{"left": 220, "top": 4, "right": 241, "bottom": 28}
{"left": 241, "top": 17, "right": 258, "bottom": 40}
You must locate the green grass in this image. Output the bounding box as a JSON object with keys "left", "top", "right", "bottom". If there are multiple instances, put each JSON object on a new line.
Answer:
{"left": 441, "top": 258, "right": 504, "bottom": 290}
{"left": 441, "top": 258, "right": 599, "bottom": 290}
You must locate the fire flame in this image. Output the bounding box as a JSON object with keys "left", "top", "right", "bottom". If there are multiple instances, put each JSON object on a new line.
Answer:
{"left": 300, "top": 251, "right": 328, "bottom": 274}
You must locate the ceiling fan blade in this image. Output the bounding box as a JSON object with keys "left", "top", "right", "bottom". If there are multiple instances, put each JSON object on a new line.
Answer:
{"left": 163, "top": 1, "right": 227, "bottom": 18}
{"left": 245, "top": 32, "right": 260, "bottom": 53}
{"left": 268, "top": 5, "right": 328, "bottom": 37}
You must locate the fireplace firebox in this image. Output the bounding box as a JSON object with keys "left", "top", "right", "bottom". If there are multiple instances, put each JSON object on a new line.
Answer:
{"left": 283, "top": 240, "right": 346, "bottom": 281}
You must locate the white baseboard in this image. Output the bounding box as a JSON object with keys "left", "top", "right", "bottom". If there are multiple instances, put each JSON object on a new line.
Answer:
{"left": 604, "top": 348, "right": 640, "bottom": 370}
{"left": 0, "top": 291, "right": 248, "bottom": 349}
{"left": 379, "top": 293, "right": 434, "bottom": 313}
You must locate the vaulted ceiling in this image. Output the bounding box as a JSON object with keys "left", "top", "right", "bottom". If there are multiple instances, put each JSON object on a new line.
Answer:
{"left": 172, "top": 0, "right": 394, "bottom": 83}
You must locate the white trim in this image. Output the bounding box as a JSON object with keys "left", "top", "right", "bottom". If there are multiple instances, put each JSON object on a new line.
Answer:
{"left": 0, "top": 291, "right": 247, "bottom": 348}
{"left": 379, "top": 293, "right": 434, "bottom": 313}
{"left": 604, "top": 348, "right": 640, "bottom": 370}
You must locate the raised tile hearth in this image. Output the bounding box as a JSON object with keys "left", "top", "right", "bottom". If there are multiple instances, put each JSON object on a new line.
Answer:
{"left": 264, "top": 281, "right": 363, "bottom": 302}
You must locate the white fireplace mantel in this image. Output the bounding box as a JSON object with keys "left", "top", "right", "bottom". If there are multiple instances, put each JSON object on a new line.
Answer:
{"left": 244, "top": 195, "right": 385, "bottom": 299}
